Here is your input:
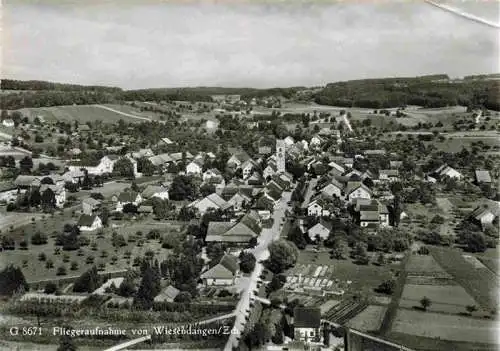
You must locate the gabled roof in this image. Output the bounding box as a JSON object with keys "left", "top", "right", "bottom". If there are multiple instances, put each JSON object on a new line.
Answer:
{"left": 206, "top": 193, "right": 230, "bottom": 208}
{"left": 14, "top": 175, "right": 41, "bottom": 187}
{"left": 200, "top": 254, "right": 239, "bottom": 279}
{"left": 118, "top": 191, "right": 139, "bottom": 203}
{"left": 154, "top": 285, "right": 180, "bottom": 302}
{"left": 310, "top": 220, "right": 333, "bottom": 232}
{"left": 380, "top": 169, "right": 399, "bottom": 177}
{"left": 360, "top": 211, "right": 379, "bottom": 221}
{"left": 293, "top": 307, "right": 321, "bottom": 328}
{"left": 345, "top": 181, "right": 372, "bottom": 196}
{"left": 227, "top": 148, "right": 251, "bottom": 164}
{"left": 475, "top": 170, "right": 492, "bottom": 183}
{"left": 469, "top": 205, "right": 496, "bottom": 220}
{"left": 160, "top": 137, "right": 174, "bottom": 144}
{"left": 141, "top": 185, "right": 168, "bottom": 198}
{"left": 78, "top": 214, "right": 100, "bottom": 227}
{"left": 204, "top": 168, "right": 222, "bottom": 176}
{"left": 83, "top": 197, "right": 101, "bottom": 206}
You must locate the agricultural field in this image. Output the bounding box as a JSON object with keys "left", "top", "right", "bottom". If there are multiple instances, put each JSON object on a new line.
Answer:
{"left": 430, "top": 247, "right": 499, "bottom": 312}
{"left": 13, "top": 105, "right": 154, "bottom": 124}
{"left": 399, "top": 284, "right": 478, "bottom": 314}
{"left": 475, "top": 248, "right": 500, "bottom": 276}
{"left": 346, "top": 305, "right": 387, "bottom": 332}
{"left": 391, "top": 309, "right": 499, "bottom": 344}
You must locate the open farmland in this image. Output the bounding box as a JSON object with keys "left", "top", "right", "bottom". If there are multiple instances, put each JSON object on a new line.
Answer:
{"left": 430, "top": 247, "right": 499, "bottom": 312}
{"left": 346, "top": 305, "right": 387, "bottom": 332}
{"left": 13, "top": 105, "right": 155, "bottom": 124}
{"left": 399, "top": 284, "right": 478, "bottom": 314}
{"left": 391, "top": 309, "right": 499, "bottom": 344}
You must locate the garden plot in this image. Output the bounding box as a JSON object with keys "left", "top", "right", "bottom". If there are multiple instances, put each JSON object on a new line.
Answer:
{"left": 346, "top": 305, "right": 387, "bottom": 332}
{"left": 462, "top": 254, "right": 488, "bottom": 269}
{"left": 392, "top": 309, "right": 499, "bottom": 344}
{"left": 399, "top": 284, "right": 478, "bottom": 314}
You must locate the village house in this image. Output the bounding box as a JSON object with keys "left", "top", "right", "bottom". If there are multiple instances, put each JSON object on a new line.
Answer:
{"left": 227, "top": 149, "right": 251, "bottom": 168}
{"left": 378, "top": 169, "right": 400, "bottom": 183}
{"left": 307, "top": 220, "right": 332, "bottom": 241}
{"left": 228, "top": 190, "right": 252, "bottom": 212}
{"left": 159, "top": 137, "right": 174, "bottom": 145}
{"left": 68, "top": 155, "right": 119, "bottom": 176}
{"left": 203, "top": 168, "right": 223, "bottom": 182}
{"left": 307, "top": 197, "right": 332, "bottom": 217}
{"left": 293, "top": 307, "right": 322, "bottom": 343}
{"left": 14, "top": 175, "right": 41, "bottom": 189}
{"left": 263, "top": 161, "right": 278, "bottom": 180}
{"left": 2, "top": 119, "right": 15, "bottom": 127}
{"left": 320, "top": 178, "right": 345, "bottom": 199}
{"left": 39, "top": 184, "right": 66, "bottom": 208}
{"left": 284, "top": 136, "right": 295, "bottom": 147}
{"left": 115, "top": 191, "right": 142, "bottom": 212}
{"left": 78, "top": 214, "right": 103, "bottom": 232}
{"left": 82, "top": 197, "right": 101, "bottom": 215}
{"left": 432, "top": 164, "right": 463, "bottom": 180}
{"left": 189, "top": 193, "right": 232, "bottom": 215}
{"left": 345, "top": 181, "right": 372, "bottom": 203}
{"left": 475, "top": 170, "right": 492, "bottom": 184}
{"left": 154, "top": 285, "right": 180, "bottom": 303}
{"left": 310, "top": 135, "right": 324, "bottom": 148}
{"left": 469, "top": 205, "right": 498, "bottom": 229}
{"left": 185, "top": 159, "right": 204, "bottom": 175}
{"left": 62, "top": 168, "right": 85, "bottom": 184}
{"left": 200, "top": 254, "right": 239, "bottom": 287}
{"left": 355, "top": 199, "right": 390, "bottom": 228}
{"left": 241, "top": 159, "right": 258, "bottom": 179}
{"left": 328, "top": 161, "right": 345, "bottom": 176}
{"left": 141, "top": 185, "right": 169, "bottom": 200}
{"left": 205, "top": 211, "right": 261, "bottom": 246}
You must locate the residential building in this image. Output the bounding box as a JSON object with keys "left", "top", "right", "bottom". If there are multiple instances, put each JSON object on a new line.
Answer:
{"left": 432, "top": 164, "right": 463, "bottom": 180}
{"left": 321, "top": 179, "right": 345, "bottom": 199}
{"left": 345, "top": 182, "right": 372, "bottom": 203}
{"left": 205, "top": 211, "right": 261, "bottom": 245}
{"left": 293, "top": 307, "right": 321, "bottom": 343}
{"left": 379, "top": 169, "right": 400, "bottom": 182}
{"left": 154, "top": 285, "right": 180, "bottom": 303}
{"left": 307, "top": 197, "right": 331, "bottom": 217}
{"left": 475, "top": 170, "right": 492, "bottom": 184}
{"left": 469, "top": 205, "right": 498, "bottom": 228}
{"left": 141, "top": 185, "right": 169, "bottom": 200}
{"left": 189, "top": 193, "right": 232, "bottom": 215}
{"left": 307, "top": 220, "right": 332, "bottom": 241}
{"left": 203, "top": 168, "right": 223, "bottom": 182}
{"left": 115, "top": 191, "right": 142, "bottom": 212}
{"left": 200, "top": 254, "right": 239, "bottom": 286}
{"left": 2, "top": 119, "right": 15, "bottom": 127}
{"left": 186, "top": 159, "right": 203, "bottom": 175}
{"left": 78, "top": 214, "right": 103, "bottom": 232}
{"left": 82, "top": 197, "right": 101, "bottom": 215}
{"left": 68, "top": 155, "right": 119, "bottom": 176}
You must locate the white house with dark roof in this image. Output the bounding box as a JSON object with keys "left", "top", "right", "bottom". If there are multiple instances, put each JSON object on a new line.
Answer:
{"left": 200, "top": 254, "right": 239, "bottom": 286}
{"left": 241, "top": 159, "right": 258, "bottom": 179}
{"left": 308, "top": 220, "right": 332, "bottom": 241}
{"left": 115, "top": 191, "right": 142, "bottom": 212}
{"left": 345, "top": 182, "right": 372, "bottom": 203}
{"left": 293, "top": 307, "right": 322, "bottom": 343}
{"left": 68, "top": 155, "right": 119, "bottom": 176}
{"left": 78, "top": 214, "right": 103, "bottom": 232}
{"left": 307, "top": 197, "right": 332, "bottom": 217}
{"left": 205, "top": 211, "right": 261, "bottom": 245}
{"left": 469, "top": 205, "right": 498, "bottom": 228}
{"left": 203, "top": 168, "right": 222, "bottom": 182}
{"left": 378, "top": 169, "right": 399, "bottom": 182}
{"left": 320, "top": 179, "right": 345, "bottom": 199}
{"left": 82, "top": 197, "right": 101, "bottom": 215}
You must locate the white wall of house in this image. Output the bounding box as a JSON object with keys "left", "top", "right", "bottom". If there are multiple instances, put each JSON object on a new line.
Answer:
{"left": 347, "top": 188, "right": 371, "bottom": 202}
{"left": 80, "top": 217, "right": 103, "bottom": 232}
{"left": 203, "top": 278, "right": 234, "bottom": 286}
{"left": 295, "top": 327, "right": 318, "bottom": 342}
{"left": 152, "top": 191, "right": 169, "bottom": 200}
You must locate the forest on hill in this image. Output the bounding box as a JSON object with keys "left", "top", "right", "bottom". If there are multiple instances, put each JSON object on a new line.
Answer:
{"left": 313, "top": 75, "right": 499, "bottom": 110}
{"left": 1, "top": 75, "right": 499, "bottom": 110}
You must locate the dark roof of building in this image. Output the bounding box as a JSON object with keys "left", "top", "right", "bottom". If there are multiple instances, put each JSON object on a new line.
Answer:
{"left": 78, "top": 214, "right": 99, "bottom": 227}
{"left": 118, "top": 191, "right": 139, "bottom": 203}
{"left": 293, "top": 307, "right": 321, "bottom": 328}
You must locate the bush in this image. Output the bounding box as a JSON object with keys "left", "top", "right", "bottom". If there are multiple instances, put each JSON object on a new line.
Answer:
{"left": 31, "top": 232, "right": 48, "bottom": 245}
{"left": 44, "top": 282, "right": 58, "bottom": 294}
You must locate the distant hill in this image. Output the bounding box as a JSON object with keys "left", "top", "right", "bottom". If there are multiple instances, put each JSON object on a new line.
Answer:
{"left": 1, "top": 75, "right": 498, "bottom": 111}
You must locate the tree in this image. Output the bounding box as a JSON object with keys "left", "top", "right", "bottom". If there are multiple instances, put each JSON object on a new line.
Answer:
{"left": 174, "top": 291, "right": 192, "bottom": 303}
{"left": 122, "top": 203, "right": 138, "bottom": 214}
{"left": 133, "top": 264, "right": 161, "bottom": 309}
{"left": 375, "top": 279, "right": 395, "bottom": 295}
{"left": 420, "top": 296, "right": 431, "bottom": 311}
{"left": 117, "top": 275, "right": 136, "bottom": 297}
{"left": 0, "top": 265, "right": 29, "bottom": 296}
{"left": 199, "top": 183, "right": 216, "bottom": 197}
{"left": 266, "top": 240, "right": 299, "bottom": 274}
{"left": 29, "top": 188, "right": 41, "bottom": 207}
{"left": 31, "top": 231, "right": 48, "bottom": 245}
{"left": 206, "top": 243, "right": 225, "bottom": 267}
{"left": 244, "top": 322, "right": 270, "bottom": 349}
{"left": 352, "top": 242, "right": 369, "bottom": 265}
{"left": 268, "top": 274, "right": 287, "bottom": 292}
{"left": 137, "top": 157, "right": 155, "bottom": 176}
{"left": 113, "top": 157, "right": 135, "bottom": 178}
{"left": 41, "top": 188, "right": 56, "bottom": 211}
{"left": 73, "top": 266, "right": 101, "bottom": 293}
{"left": 169, "top": 175, "right": 197, "bottom": 200}
{"left": 44, "top": 282, "right": 58, "bottom": 294}
{"left": 19, "top": 156, "right": 33, "bottom": 174}
{"left": 239, "top": 251, "right": 256, "bottom": 273}
{"left": 287, "top": 224, "right": 307, "bottom": 250}
{"left": 331, "top": 239, "right": 348, "bottom": 260}
{"left": 57, "top": 325, "right": 77, "bottom": 351}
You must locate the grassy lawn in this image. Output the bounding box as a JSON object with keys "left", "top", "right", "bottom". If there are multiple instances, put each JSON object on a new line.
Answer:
{"left": 391, "top": 309, "right": 498, "bottom": 344}
{"left": 405, "top": 254, "right": 450, "bottom": 276}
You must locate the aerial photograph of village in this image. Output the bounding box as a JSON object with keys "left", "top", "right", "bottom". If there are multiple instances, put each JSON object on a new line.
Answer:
{"left": 0, "top": 0, "right": 498, "bottom": 350}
